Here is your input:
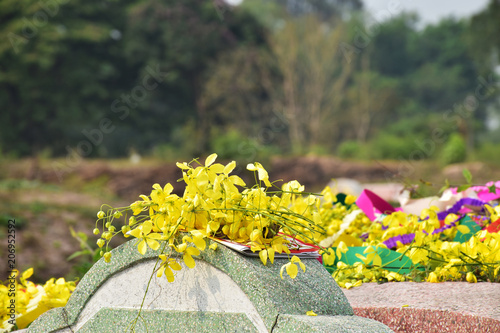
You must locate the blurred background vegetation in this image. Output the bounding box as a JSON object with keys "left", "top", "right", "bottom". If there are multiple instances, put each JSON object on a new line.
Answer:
{"left": 1, "top": 0, "right": 500, "bottom": 163}
{"left": 2, "top": 0, "right": 500, "bottom": 281}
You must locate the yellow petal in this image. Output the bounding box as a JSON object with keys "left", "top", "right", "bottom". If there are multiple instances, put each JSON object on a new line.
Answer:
{"left": 209, "top": 163, "right": 225, "bottom": 173}
{"left": 128, "top": 228, "right": 142, "bottom": 238}
{"left": 168, "top": 260, "right": 182, "bottom": 271}
{"left": 229, "top": 175, "right": 246, "bottom": 187}
{"left": 268, "top": 248, "right": 275, "bottom": 264}
{"left": 208, "top": 220, "right": 220, "bottom": 233}
{"left": 192, "top": 234, "right": 206, "bottom": 251}
{"left": 286, "top": 262, "right": 299, "bottom": 279}
{"left": 259, "top": 249, "right": 268, "bottom": 265}
{"left": 142, "top": 221, "right": 152, "bottom": 235}
{"left": 183, "top": 253, "right": 196, "bottom": 268}
{"left": 176, "top": 162, "right": 190, "bottom": 170}
{"left": 146, "top": 239, "right": 160, "bottom": 251}
{"left": 176, "top": 242, "right": 187, "bottom": 253}
{"left": 224, "top": 161, "right": 236, "bottom": 174}
{"left": 157, "top": 265, "right": 165, "bottom": 278}
{"left": 164, "top": 183, "right": 173, "bottom": 194}
{"left": 186, "top": 247, "right": 200, "bottom": 256}
{"left": 137, "top": 240, "right": 147, "bottom": 255}
{"left": 298, "top": 261, "right": 306, "bottom": 272}
{"left": 22, "top": 268, "right": 34, "bottom": 280}
{"left": 280, "top": 264, "right": 286, "bottom": 279}
{"left": 205, "top": 153, "right": 218, "bottom": 167}
{"left": 148, "top": 233, "right": 164, "bottom": 240}
{"left": 427, "top": 272, "right": 439, "bottom": 283}
{"left": 247, "top": 163, "right": 257, "bottom": 171}
{"left": 209, "top": 243, "right": 218, "bottom": 250}
{"left": 306, "top": 311, "right": 317, "bottom": 316}
{"left": 165, "top": 266, "right": 175, "bottom": 282}
{"left": 456, "top": 225, "right": 470, "bottom": 234}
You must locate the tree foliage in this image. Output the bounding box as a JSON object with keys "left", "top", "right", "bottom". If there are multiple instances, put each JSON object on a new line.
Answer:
{"left": 0, "top": 0, "right": 499, "bottom": 162}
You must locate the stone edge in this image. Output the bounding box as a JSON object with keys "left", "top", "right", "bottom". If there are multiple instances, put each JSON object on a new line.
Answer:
{"left": 28, "top": 239, "right": 355, "bottom": 332}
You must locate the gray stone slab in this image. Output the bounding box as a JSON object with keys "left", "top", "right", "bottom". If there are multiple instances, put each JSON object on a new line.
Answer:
{"left": 28, "top": 238, "right": 392, "bottom": 332}
{"left": 273, "top": 314, "right": 394, "bottom": 332}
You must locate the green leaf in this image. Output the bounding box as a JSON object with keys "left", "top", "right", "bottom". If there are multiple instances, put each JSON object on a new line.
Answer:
{"left": 457, "top": 184, "right": 471, "bottom": 193}
{"left": 77, "top": 232, "right": 88, "bottom": 242}
{"left": 67, "top": 250, "right": 89, "bottom": 261}
{"left": 488, "top": 185, "right": 497, "bottom": 194}
{"left": 439, "top": 179, "right": 451, "bottom": 194}
{"left": 462, "top": 169, "right": 472, "bottom": 184}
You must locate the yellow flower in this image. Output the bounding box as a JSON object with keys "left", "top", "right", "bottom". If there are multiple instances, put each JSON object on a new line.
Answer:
{"left": 157, "top": 255, "right": 183, "bottom": 282}
{"left": 321, "top": 248, "right": 336, "bottom": 266}
{"left": 247, "top": 162, "right": 272, "bottom": 187}
{"left": 306, "top": 310, "right": 317, "bottom": 316}
{"left": 127, "top": 221, "right": 164, "bottom": 255}
{"left": 280, "top": 256, "right": 306, "bottom": 279}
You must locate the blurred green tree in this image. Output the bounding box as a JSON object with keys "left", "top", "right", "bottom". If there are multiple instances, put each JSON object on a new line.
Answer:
{"left": 0, "top": 0, "right": 135, "bottom": 156}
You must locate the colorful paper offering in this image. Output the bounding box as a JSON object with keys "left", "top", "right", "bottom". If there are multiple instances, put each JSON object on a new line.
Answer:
{"left": 323, "top": 246, "right": 423, "bottom": 275}
{"left": 321, "top": 182, "right": 500, "bottom": 288}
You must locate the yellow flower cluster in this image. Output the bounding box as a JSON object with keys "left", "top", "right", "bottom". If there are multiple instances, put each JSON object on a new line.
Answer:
{"left": 317, "top": 192, "right": 500, "bottom": 287}
{"left": 401, "top": 230, "right": 500, "bottom": 283}
{"left": 293, "top": 186, "right": 368, "bottom": 245}
{"left": 0, "top": 268, "right": 75, "bottom": 332}
{"left": 96, "top": 154, "right": 318, "bottom": 281}
{"left": 333, "top": 261, "right": 406, "bottom": 289}
{"left": 94, "top": 153, "right": 499, "bottom": 288}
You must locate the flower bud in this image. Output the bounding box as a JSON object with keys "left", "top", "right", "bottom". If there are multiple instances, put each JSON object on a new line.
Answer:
{"left": 97, "top": 239, "right": 105, "bottom": 248}
{"left": 466, "top": 272, "right": 477, "bottom": 283}
{"left": 93, "top": 228, "right": 100, "bottom": 235}
{"left": 129, "top": 216, "right": 136, "bottom": 226}
{"left": 97, "top": 211, "right": 105, "bottom": 219}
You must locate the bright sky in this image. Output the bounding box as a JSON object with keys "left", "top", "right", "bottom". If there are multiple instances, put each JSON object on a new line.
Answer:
{"left": 226, "top": 0, "right": 490, "bottom": 25}
{"left": 355, "top": 0, "right": 488, "bottom": 25}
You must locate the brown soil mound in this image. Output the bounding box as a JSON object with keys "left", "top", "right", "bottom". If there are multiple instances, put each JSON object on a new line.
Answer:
{"left": 270, "top": 156, "right": 397, "bottom": 191}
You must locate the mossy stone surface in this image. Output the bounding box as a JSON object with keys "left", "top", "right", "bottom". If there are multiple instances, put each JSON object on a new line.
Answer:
{"left": 28, "top": 239, "right": 392, "bottom": 333}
